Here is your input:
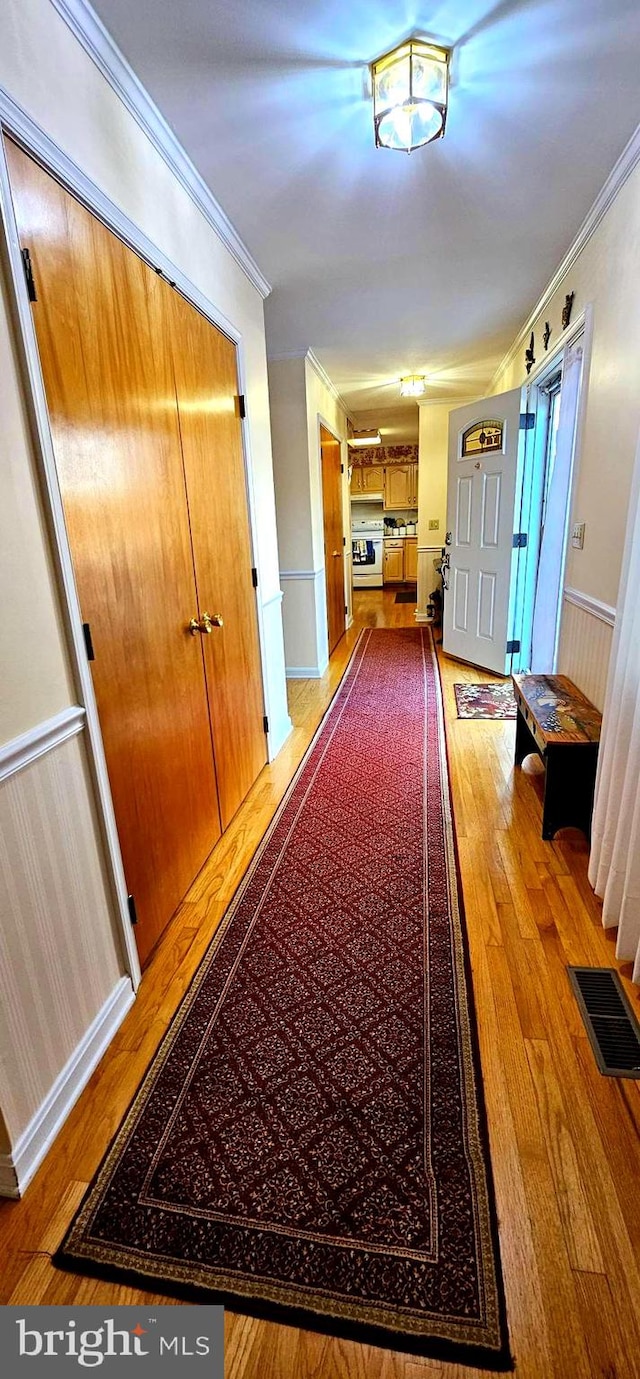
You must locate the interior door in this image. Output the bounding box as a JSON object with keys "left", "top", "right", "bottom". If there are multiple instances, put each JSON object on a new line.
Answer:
{"left": 6, "top": 140, "right": 222, "bottom": 965}
{"left": 443, "top": 388, "right": 525, "bottom": 674}
{"left": 320, "top": 425, "right": 346, "bottom": 655}
{"left": 168, "top": 289, "right": 267, "bottom": 828}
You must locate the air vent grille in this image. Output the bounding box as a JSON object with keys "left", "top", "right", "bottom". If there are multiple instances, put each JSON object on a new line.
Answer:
{"left": 568, "top": 967, "right": 640, "bottom": 1078}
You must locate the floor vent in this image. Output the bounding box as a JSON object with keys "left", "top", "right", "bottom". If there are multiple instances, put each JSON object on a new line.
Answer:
{"left": 568, "top": 967, "right": 640, "bottom": 1078}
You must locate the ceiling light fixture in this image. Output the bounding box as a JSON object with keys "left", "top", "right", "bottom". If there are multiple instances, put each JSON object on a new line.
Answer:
{"left": 371, "top": 39, "right": 450, "bottom": 153}
{"left": 400, "top": 375, "right": 426, "bottom": 397}
{"left": 349, "top": 429, "right": 382, "bottom": 447}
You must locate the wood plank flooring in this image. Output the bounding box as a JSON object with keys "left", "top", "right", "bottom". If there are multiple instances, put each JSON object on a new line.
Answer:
{"left": 2, "top": 589, "right": 639, "bottom": 1379}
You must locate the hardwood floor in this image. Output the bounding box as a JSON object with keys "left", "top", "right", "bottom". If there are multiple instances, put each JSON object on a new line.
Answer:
{"left": 2, "top": 589, "right": 639, "bottom": 1379}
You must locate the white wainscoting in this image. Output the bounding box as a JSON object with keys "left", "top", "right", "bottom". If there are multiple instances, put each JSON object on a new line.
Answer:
{"left": 415, "top": 546, "right": 442, "bottom": 623}
{"left": 0, "top": 713, "right": 131, "bottom": 1196}
{"left": 0, "top": 977, "right": 134, "bottom": 1197}
{"left": 280, "top": 569, "right": 330, "bottom": 678}
{"left": 558, "top": 589, "right": 616, "bottom": 711}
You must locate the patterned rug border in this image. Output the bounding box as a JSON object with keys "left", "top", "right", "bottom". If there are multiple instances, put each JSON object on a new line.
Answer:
{"left": 55, "top": 629, "right": 513, "bottom": 1370}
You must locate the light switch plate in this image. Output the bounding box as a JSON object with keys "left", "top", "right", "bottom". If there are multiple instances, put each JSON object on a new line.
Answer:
{"left": 571, "top": 522, "right": 585, "bottom": 549}
{"left": 429, "top": 519, "right": 440, "bottom": 530}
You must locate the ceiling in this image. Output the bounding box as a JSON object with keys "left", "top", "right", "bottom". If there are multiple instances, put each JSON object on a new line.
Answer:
{"left": 92, "top": 0, "right": 640, "bottom": 441}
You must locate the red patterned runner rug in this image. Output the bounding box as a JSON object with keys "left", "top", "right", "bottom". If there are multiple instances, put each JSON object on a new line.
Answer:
{"left": 57, "top": 628, "right": 511, "bottom": 1368}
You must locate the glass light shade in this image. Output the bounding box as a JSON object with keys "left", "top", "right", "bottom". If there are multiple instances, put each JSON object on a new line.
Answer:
{"left": 372, "top": 40, "right": 449, "bottom": 152}
{"left": 400, "top": 375, "right": 426, "bottom": 397}
{"left": 350, "top": 431, "right": 382, "bottom": 446}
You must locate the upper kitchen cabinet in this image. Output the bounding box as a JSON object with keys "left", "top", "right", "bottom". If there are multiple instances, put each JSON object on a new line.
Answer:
{"left": 383, "top": 464, "right": 418, "bottom": 510}
{"left": 350, "top": 464, "right": 384, "bottom": 495}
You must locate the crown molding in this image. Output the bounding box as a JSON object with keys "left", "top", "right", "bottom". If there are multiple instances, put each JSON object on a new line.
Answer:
{"left": 305, "top": 349, "right": 347, "bottom": 410}
{"left": 490, "top": 120, "right": 640, "bottom": 390}
{"left": 267, "top": 347, "right": 354, "bottom": 423}
{"left": 49, "top": 0, "right": 271, "bottom": 299}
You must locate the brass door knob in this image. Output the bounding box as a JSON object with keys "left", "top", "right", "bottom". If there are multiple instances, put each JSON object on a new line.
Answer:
{"left": 332, "top": 551, "right": 341, "bottom": 557}
{"left": 188, "top": 613, "right": 223, "bottom": 635}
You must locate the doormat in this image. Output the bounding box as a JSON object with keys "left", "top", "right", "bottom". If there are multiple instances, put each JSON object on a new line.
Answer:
{"left": 395, "top": 587, "right": 418, "bottom": 603}
{"left": 56, "top": 629, "right": 512, "bottom": 1369}
{"left": 454, "top": 682, "right": 517, "bottom": 720}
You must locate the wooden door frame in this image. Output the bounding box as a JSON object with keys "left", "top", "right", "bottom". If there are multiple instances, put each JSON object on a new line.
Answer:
{"left": 316, "top": 414, "right": 350, "bottom": 654}
{"left": 0, "top": 91, "right": 271, "bottom": 990}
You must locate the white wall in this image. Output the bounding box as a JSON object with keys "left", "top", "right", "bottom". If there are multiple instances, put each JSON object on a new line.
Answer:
{"left": 493, "top": 151, "right": 640, "bottom": 705}
{"left": 416, "top": 401, "right": 459, "bottom": 619}
{"left": 0, "top": 0, "right": 289, "bottom": 1188}
{"left": 268, "top": 352, "right": 350, "bottom": 675}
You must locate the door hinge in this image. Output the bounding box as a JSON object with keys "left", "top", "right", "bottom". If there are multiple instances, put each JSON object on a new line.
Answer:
{"left": 506, "top": 639, "right": 521, "bottom": 654}
{"left": 512, "top": 532, "right": 528, "bottom": 548}
{"left": 236, "top": 394, "right": 246, "bottom": 419}
{"left": 82, "top": 621, "right": 95, "bottom": 661}
{"left": 251, "top": 566, "right": 258, "bottom": 588}
{"left": 263, "top": 714, "right": 269, "bottom": 735}
{"left": 21, "top": 247, "right": 37, "bottom": 303}
{"left": 519, "top": 412, "right": 535, "bottom": 430}
{"left": 127, "top": 894, "right": 138, "bottom": 926}
{"left": 343, "top": 535, "right": 346, "bottom": 546}
{"left": 345, "top": 604, "right": 348, "bottom": 615}
{"left": 340, "top": 463, "right": 344, "bottom": 473}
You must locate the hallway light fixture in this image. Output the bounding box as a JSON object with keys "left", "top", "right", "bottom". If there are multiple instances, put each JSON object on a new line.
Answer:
{"left": 371, "top": 39, "right": 450, "bottom": 153}
{"left": 400, "top": 375, "right": 426, "bottom": 397}
{"left": 349, "top": 429, "right": 382, "bottom": 447}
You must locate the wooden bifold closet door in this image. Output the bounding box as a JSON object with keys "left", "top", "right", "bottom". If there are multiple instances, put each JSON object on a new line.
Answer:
{"left": 6, "top": 140, "right": 266, "bottom": 965}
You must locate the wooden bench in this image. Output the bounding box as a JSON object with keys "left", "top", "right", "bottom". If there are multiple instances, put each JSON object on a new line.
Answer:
{"left": 512, "top": 674, "right": 602, "bottom": 840}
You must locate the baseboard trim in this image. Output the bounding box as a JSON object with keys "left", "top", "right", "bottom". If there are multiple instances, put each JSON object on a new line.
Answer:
{"left": 0, "top": 975, "right": 134, "bottom": 1198}
{"left": 286, "top": 662, "right": 329, "bottom": 680}
{"left": 0, "top": 1159, "right": 19, "bottom": 1198}
{"left": 0, "top": 706, "right": 85, "bottom": 785}
{"left": 267, "top": 714, "right": 293, "bottom": 760}
{"left": 563, "top": 586, "right": 616, "bottom": 627}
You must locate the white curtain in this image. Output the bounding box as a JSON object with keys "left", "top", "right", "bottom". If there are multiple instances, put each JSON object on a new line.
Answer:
{"left": 588, "top": 425, "right": 640, "bottom": 983}
{"left": 530, "top": 336, "right": 584, "bottom": 672}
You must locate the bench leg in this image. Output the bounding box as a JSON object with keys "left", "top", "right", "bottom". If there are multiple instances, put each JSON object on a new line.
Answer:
{"left": 542, "top": 744, "right": 599, "bottom": 840}
{"left": 515, "top": 707, "right": 538, "bottom": 766}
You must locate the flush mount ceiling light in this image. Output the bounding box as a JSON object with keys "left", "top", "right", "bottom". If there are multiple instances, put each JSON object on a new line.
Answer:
{"left": 349, "top": 429, "right": 382, "bottom": 447}
{"left": 371, "top": 39, "right": 450, "bottom": 153}
{"left": 400, "top": 375, "right": 426, "bottom": 397}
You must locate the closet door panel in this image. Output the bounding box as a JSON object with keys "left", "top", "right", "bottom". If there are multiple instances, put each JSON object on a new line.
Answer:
{"left": 168, "top": 290, "right": 267, "bottom": 828}
{"left": 6, "top": 140, "right": 222, "bottom": 965}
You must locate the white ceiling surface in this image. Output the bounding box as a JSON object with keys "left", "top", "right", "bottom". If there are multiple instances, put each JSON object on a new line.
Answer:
{"left": 92, "top": 0, "right": 640, "bottom": 440}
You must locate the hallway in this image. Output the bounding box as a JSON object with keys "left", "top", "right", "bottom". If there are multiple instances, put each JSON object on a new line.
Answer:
{"left": 1, "top": 590, "right": 638, "bottom": 1377}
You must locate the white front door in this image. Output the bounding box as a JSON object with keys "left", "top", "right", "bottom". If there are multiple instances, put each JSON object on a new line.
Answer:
{"left": 443, "top": 388, "right": 526, "bottom": 675}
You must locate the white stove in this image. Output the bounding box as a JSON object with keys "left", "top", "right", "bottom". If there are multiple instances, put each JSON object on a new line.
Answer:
{"left": 352, "top": 515, "right": 383, "bottom": 588}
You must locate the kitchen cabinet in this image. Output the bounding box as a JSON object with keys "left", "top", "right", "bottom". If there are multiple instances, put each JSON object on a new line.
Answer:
{"left": 384, "top": 464, "right": 418, "bottom": 510}
{"left": 383, "top": 540, "right": 404, "bottom": 583}
{"left": 404, "top": 537, "right": 418, "bottom": 581}
{"left": 350, "top": 464, "right": 384, "bottom": 495}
